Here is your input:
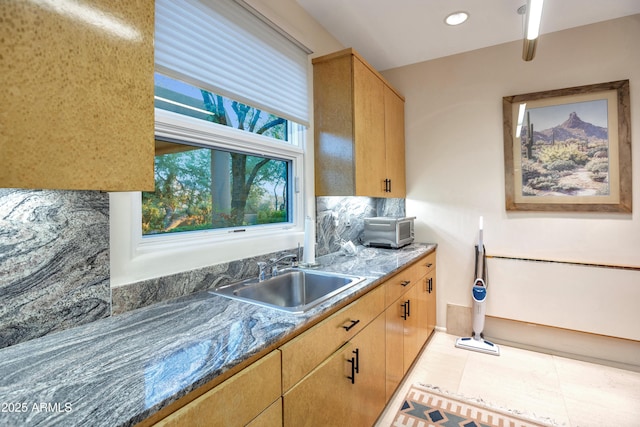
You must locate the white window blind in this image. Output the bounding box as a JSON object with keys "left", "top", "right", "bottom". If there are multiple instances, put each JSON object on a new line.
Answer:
{"left": 155, "top": 0, "right": 310, "bottom": 126}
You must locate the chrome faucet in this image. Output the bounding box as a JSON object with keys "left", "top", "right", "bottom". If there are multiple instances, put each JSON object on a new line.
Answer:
{"left": 257, "top": 254, "right": 297, "bottom": 281}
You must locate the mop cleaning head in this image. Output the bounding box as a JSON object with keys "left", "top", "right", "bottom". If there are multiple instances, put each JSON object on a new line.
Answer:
{"left": 455, "top": 336, "right": 501, "bottom": 356}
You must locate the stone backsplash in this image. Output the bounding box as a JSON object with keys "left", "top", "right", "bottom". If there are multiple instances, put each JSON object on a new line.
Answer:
{"left": 0, "top": 190, "right": 110, "bottom": 349}
{"left": 0, "top": 190, "right": 404, "bottom": 348}
{"left": 316, "top": 197, "right": 405, "bottom": 255}
{"left": 110, "top": 248, "right": 298, "bottom": 315}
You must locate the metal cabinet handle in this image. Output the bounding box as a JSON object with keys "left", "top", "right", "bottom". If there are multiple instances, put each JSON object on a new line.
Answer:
{"left": 401, "top": 301, "right": 409, "bottom": 320}
{"left": 383, "top": 178, "right": 392, "bottom": 192}
{"left": 400, "top": 280, "right": 411, "bottom": 287}
{"left": 347, "top": 349, "right": 359, "bottom": 384}
{"left": 347, "top": 356, "right": 355, "bottom": 384}
{"left": 428, "top": 277, "right": 433, "bottom": 293}
{"left": 353, "top": 348, "right": 359, "bottom": 374}
{"left": 342, "top": 319, "right": 360, "bottom": 331}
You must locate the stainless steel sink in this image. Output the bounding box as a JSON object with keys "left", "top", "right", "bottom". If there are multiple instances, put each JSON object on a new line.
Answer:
{"left": 211, "top": 269, "right": 365, "bottom": 314}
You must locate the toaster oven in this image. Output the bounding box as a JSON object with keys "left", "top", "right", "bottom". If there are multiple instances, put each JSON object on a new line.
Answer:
{"left": 362, "top": 216, "right": 415, "bottom": 249}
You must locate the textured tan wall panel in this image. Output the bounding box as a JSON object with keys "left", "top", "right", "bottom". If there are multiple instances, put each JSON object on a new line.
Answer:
{"left": 0, "top": 0, "right": 155, "bottom": 191}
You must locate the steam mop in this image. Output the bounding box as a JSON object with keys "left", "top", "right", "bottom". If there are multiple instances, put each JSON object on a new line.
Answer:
{"left": 455, "top": 217, "right": 500, "bottom": 356}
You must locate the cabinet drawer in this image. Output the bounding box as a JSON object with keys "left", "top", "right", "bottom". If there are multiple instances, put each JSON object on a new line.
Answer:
{"left": 384, "top": 267, "right": 416, "bottom": 307}
{"left": 280, "top": 285, "right": 384, "bottom": 392}
{"left": 154, "top": 351, "right": 281, "bottom": 426}
{"left": 413, "top": 251, "right": 436, "bottom": 282}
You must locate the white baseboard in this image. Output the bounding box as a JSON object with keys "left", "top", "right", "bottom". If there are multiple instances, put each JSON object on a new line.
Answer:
{"left": 446, "top": 303, "right": 640, "bottom": 372}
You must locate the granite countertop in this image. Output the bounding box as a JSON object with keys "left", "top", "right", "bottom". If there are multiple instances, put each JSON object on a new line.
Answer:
{"left": 0, "top": 243, "right": 435, "bottom": 426}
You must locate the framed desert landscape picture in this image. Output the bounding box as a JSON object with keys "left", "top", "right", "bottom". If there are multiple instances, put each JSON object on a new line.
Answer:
{"left": 503, "top": 80, "right": 631, "bottom": 212}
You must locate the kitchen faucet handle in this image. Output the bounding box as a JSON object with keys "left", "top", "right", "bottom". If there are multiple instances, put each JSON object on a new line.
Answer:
{"left": 257, "top": 261, "right": 268, "bottom": 281}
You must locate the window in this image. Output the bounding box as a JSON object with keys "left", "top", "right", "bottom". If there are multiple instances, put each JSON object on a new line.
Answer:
{"left": 142, "top": 140, "right": 292, "bottom": 235}
{"left": 147, "top": 0, "right": 311, "bottom": 239}
{"left": 109, "top": 0, "right": 311, "bottom": 286}
{"left": 143, "top": 73, "right": 302, "bottom": 236}
{"left": 153, "top": 73, "right": 305, "bottom": 145}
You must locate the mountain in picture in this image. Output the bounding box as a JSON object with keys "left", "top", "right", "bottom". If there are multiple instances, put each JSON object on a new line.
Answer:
{"left": 533, "top": 112, "right": 608, "bottom": 144}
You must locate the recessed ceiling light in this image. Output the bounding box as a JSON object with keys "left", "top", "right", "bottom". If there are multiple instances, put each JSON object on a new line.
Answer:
{"left": 445, "top": 11, "right": 469, "bottom": 26}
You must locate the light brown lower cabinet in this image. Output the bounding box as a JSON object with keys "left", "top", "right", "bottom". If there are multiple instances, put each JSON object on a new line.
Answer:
{"left": 283, "top": 313, "right": 386, "bottom": 427}
{"left": 153, "top": 350, "right": 281, "bottom": 427}
{"left": 425, "top": 269, "right": 437, "bottom": 337}
{"left": 385, "top": 251, "right": 437, "bottom": 400}
{"left": 385, "top": 283, "right": 421, "bottom": 399}
{"left": 280, "top": 285, "right": 385, "bottom": 392}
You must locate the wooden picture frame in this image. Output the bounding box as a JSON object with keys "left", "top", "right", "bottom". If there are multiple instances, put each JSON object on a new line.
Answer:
{"left": 503, "top": 80, "right": 631, "bottom": 212}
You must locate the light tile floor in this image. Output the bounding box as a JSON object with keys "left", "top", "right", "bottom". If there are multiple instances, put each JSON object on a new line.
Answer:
{"left": 376, "top": 331, "right": 640, "bottom": 427}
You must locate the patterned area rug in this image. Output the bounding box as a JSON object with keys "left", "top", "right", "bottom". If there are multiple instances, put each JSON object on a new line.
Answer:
{"left": 393, "top": 384, "right": 557, "bottom": 427}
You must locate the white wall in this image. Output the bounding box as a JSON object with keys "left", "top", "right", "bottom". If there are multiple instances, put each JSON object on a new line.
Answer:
{"left": 383, "top": 16, "right": 640, "bottom": 340}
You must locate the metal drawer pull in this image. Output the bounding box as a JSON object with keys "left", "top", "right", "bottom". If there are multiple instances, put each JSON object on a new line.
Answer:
{"left": 384, "top": 178, "right": 392, "bottom": 192}
{"left": 400, "top": 280, "right": 411, "bottom": 287}
{"left": 426, "top": 263, "right": 433, "bottom": 268}
{"left": 347, "top": 349, "right": 359, "bottom": 384}
{"left": 347, "top": 357, "right": 355, "bottom": 384}
{"left": 342, "top": 319, "right": 360, "bottom": 331}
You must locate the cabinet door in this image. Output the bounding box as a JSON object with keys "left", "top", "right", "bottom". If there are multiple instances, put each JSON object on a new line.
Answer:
{"left": 385, "top": 284, "right": 420, "bottom": 399}
{"left": 350, "top": 313, "right": 386, "bottom": 426}
{"left": 384, "top": 85, "right": 406, "bottom": 197}
{"left": 353, "top": 57, "right": 386, "bottom": 197}
{"left": 283, "top": 341, "right": 356, "bottom": 426}
{"left": 385, "top": 299, "right": 405, "bottom": 400}
{"left": 415, "top": 275, "right": 431, "bottom": 348}
{"left": 312, "top": 52, "right": 355, "bottom": 196}
{"left": 413, "top": 251, "right": 437, "bottom": 340}
{"left": 425, "top": 270, "right": 437, "bottom": 337}
{"left": 402, "top": 285, "right": 421, "bottom": 371}
{"left": 1, "top": 0, "right": 154, "bottom": 191}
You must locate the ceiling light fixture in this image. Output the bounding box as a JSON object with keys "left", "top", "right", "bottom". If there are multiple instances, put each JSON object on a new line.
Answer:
{"left": 520, "top": 0, "right": 544, "bottom": 61}
{"left": 444, "top": 11, "right": 469, "bottom": 26}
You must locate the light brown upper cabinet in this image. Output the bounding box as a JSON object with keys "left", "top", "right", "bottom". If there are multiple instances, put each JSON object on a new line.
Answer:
{"left": 313, "top": 48, "right": 406, "bottom": 198}
{"left": 0, "top": 0, "right": 155, "bottom": 191}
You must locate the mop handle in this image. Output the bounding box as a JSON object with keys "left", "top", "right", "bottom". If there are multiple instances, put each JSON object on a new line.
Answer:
{"left": 474, "top": 244, "right": 488, "bottom": 285}
{"left": 474, "top": 216, "right": 488, "bottom": 285}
